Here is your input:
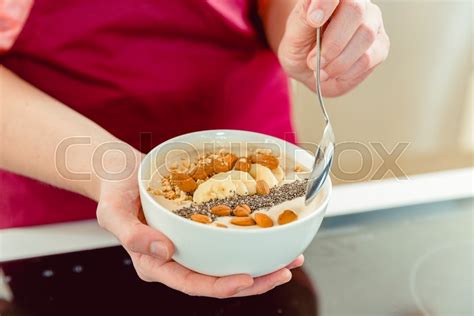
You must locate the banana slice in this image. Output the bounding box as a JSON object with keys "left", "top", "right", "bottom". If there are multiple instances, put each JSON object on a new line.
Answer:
{"left": 213, "top": 170, "right": 257, "bottom": 196}
{"left": 271, "top": 166, "right": 285, "bottom": 183}
{"left": 232, "top": 170, "right": 257, "bottom": 195}
{"left": 234, "top": 181, "right": 248, "bottom": 195}
{"left": 193, "top": 176, "right": 236, "bottom": 204}
{"left": 249, "top": 164, "right": 279, "bottom": 188}
{"left": 212, "top": 180, "right": 236, "bottom": 199}
{"left": 241, "top": 173, "right": 257, "bottom": 195}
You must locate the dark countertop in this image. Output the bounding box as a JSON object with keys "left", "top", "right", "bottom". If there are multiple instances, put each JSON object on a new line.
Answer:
{"left": 1, "top": 198, "right": 472, "bottom": 316}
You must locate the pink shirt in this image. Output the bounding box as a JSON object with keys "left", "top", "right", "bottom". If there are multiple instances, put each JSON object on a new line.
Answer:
{"left": 0, "top": 0, "right": 295, "bottom": 228}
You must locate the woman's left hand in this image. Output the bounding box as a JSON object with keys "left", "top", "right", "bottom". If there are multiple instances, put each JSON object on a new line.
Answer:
{"left": 96, "top": 150, "right": 304, "bottom": 298}
{"left": 278, "top": 0, "right": 390, "bottom": 97}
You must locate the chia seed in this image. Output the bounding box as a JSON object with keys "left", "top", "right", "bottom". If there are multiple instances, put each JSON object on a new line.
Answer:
{"left": 173, "top": 179, "right": 308, "bottom": 219}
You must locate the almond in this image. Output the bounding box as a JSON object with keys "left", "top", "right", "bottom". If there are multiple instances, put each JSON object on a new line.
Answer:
{"left": 234, "top": 158, "right": 251, "bottom": 172}
{"left": 278, "top": 209, "right": 298, "bottom": 225}
{"left": 256, "top": 180, "right": 270, "bottom": 195}
{"left": 170, "top": 172, "right": 197, "bottom": 193}
{"left": 191, "top": 166, "right": 208, "bottom": 180}
{"left": 215, "top": 222, "right": 228, "bottom": 228}
{"left": 211, "top": 204, "right": 231, "bottom": 216}
{"left": 230, "top": 217, "right": 256, "bottom": 226}
{"left": 233, "top": 204, "right": 251, "bottom": 217}
{"left": 253, "top": 153, "right": 279, "bottom": 170}
{"left": 254, "top": 213, "right": 273, "bottom": 228}
{"left": 191, "top": 214, "right": 212, "bottom": 224}
{"left": 241, "top": 204, "right": 251, "bottom": 212}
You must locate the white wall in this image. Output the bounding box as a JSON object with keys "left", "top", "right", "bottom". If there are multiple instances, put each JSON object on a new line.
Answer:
{"left": 291, "top": 0, "right": 473, "bottom": 182}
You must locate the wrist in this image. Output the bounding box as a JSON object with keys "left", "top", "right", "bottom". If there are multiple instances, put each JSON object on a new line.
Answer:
{"left": 94, "top": 143, "right": 143, "bottom": 201}
{"left": 67, "top": 137, "right": 142, "bottom": 202}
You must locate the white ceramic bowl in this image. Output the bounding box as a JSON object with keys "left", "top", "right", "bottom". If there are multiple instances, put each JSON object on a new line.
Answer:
{"left": 138, "top": 130, "right": 331, "bottom": 277}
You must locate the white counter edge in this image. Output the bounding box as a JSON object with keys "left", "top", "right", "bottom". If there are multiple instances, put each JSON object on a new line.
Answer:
{"left": 1, "top": 167, "right": 473, "bottom": 262}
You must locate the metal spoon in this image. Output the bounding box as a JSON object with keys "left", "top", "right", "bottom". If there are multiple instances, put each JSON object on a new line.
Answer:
{"left": 305, "top": 28, "right": 335, "bottom": 205}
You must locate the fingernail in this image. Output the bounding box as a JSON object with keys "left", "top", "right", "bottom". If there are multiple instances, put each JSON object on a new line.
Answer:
{"left": 309, "top": 9, "right": 324, "bottom": 26}
{"left": 150, "top": 241, "right": 169, "bottom": 259}
{"left": 320, "top": 69, "right": 329, "bottom": 82}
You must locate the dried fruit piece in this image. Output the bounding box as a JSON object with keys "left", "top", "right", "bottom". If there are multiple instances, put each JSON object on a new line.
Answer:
{"left": 170, "top": 172, "right": 197, "bottom": 193}
{"left": 191, "top": 166, "right": 208, "bottom": 181}
{"left": 212, "top": 157, "right": 231, "bottom": 173}
{"left": 233, "top": 204, "right": 251, "bottom": 217}
{"left": 278, "top": 209, "right": 298, "bottom": 225}
{"left": 210, "top": 154, "right": 238, "bottom": 174}
{"left": 211, "top": 204, "right": 231, "bottom": 216}
{"left": 230, "top": 217, "right": 256, "bottom": 226}
{"left": 234, "top": 158, "right": 251, "bottom": 172}
{"left": 253, "top": 153, "right": 279, "bottom": 170}
{"left": 256, "top": 180, "right": 270, "bottom": 195}
{"left": 224, "top": 154, "right": 238, "bottom": 168}
{"left": 254, "top": 213, "right": 273, "bottom": 228}
{"left": 191, "top": 214, "right": 212, "bottom": 224}
{"left": 215, "top": 222, "right": 228, "bottom": 228}
{"left": 204, "top": 160, "right": 215, "bottom": 177}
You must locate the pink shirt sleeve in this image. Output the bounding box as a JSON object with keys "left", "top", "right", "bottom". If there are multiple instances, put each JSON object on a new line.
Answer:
{"left": 0, "top": 0, "right": 33, "bottom": 54}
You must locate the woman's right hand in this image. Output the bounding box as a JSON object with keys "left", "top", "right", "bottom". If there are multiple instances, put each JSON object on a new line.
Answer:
{"left": 95, "top": 151, "right": 304, "bottom": 298}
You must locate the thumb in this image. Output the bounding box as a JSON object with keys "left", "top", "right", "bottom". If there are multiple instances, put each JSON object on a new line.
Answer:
{"left": 284, "top": 0, "right": 314, "bottom": 42}
{"left": 284, "top": 0, "right": 338, "bottom": 44}
{"left": 307, "top": 0, "right": 339, "bottom": 28}
{"left": 97, "top": 201, "right": 174, "bottom": 261}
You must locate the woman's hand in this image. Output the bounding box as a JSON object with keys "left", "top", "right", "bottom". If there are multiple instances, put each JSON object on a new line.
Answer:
{"left": 278, "top": 0, "right": 390, "bottom": 97}
{"left": 1, "top": 64, "right": 303, "bottom": 297}
{"left": 96, "top": 152, "right": 304, "bottom": 298}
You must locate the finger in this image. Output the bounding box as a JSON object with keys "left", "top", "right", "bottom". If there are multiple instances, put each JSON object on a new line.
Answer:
{"left": 307, "top": 0, "right": 339, "bottom": 28}
{"left": 321, "top": 0, "right": 369, "bottom": 65}
{"left": 324, "top": 4, "right": 381, "bottom": 78}
{"left": 97, "top": 200, "right": 174, "bottom": 260}
{"left": 286, "top": 255, "right": 305, "bottom": 270}
{"left": 283, "top": 0, "right": 315, "bottom": 47}
{"left": 326, "top": 67, "right": 375, "bottom": 97}
{"left": 306, "top": 48, "right": 330, "bottom": 82}
{"left": 137, "top": 257, "right": 254, "bottom": 298}
{"left": 302, "top": 63, "right": 374, "bottom": 97}
{"left": 135, "top": 254, "right": 294, "bottom": 298}
{"left": 232, "top": 268, "right": 292, "bottom": 297}
{"left": 338, "top": 28, "right": 389, "bottom": 81}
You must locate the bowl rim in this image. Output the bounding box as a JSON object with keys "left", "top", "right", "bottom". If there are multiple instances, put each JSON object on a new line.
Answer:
{"left": 138, "top": 129, "right": 332, "bottom": 235}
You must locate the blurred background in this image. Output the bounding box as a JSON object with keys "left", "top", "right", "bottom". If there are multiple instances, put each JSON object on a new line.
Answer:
{"left": 291, "top": 0, "right": 473, "bottom": 185}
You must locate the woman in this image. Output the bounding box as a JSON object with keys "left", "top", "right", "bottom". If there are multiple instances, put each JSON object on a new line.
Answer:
{"left": 0, "top": 0, "right": 389, "bottom": 298}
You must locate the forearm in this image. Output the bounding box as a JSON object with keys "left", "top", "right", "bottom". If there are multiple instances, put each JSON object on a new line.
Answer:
{"left": 0, "top": 66, "right": 140, "bottom": 201}
{"left": 259, "top": 0, "right": 299, "bottom": 53}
